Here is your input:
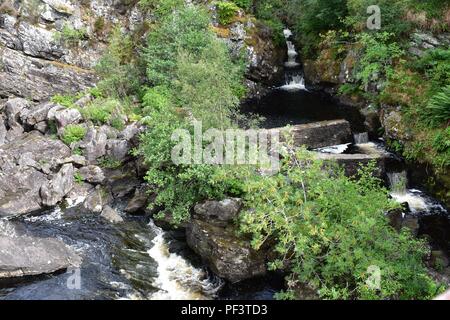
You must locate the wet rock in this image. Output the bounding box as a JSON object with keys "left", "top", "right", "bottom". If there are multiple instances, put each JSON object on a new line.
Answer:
{"left": 0, "top": 235, "right": 81, "bottom": 279}
{"left": 381, "top": 109, "right": 410, "bottom": 141}
{"left": 40, "top": 164, "right": 74, "bottom": 207}
{"left": 272, "top": 119, "right": 353, "bottom": 149}
{"left": 125, "top": 186, "right": 149, "bottom": 214}
{"left": 186, "top": 219, "right": 267, "bottom": 283}
{"left": 101, "top": 205, "right": 124, "bottom": 224}
{"left": 78, "top": 165, "right": 105, "bottom": 184}
{"left": 316, "top": 144, "right": 386, "bottom": 178}
{"left": 193, "top": 198, "right": 242, "bottom": 227}
{"left": 104, "top": 162, "right": 140, "bottom": 198}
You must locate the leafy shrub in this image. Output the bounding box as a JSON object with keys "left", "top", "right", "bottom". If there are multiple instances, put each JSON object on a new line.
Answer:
{"left": 232, "top": 0, "right": 252, "bottom": 10}
{"left": 74, "top": 172, "right": 84, "bottom": 184}
{"left": 61, "top": 124, "right": 87, "bottom": 145}
{"left": 240, "top": 148, "right": 440, "bottom": 300}
{"left": 51, "top": 93, "right": 82, "bottom": 108}
{"left": 98, "top": 156, "right": 122, "bottom": 169}
{"left": 355, "top": 32, "right": 404, "bottom": 89}
{"left": 215, "top": 1, "right": 240, "bottom": 25}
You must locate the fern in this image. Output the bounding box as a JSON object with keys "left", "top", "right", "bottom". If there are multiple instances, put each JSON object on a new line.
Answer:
{"left": 424, "top": 85, "right": 450, "bottom": 127}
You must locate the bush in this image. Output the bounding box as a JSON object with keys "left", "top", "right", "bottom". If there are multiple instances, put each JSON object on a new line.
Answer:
{"left": 240, "top": 148, "right": 440, "bottom": 300}
{"left": 215, "top": 1, "right": 240, "bottom": 25}
{"left": 61, "top": 124, "right": 87, "bottom": 145}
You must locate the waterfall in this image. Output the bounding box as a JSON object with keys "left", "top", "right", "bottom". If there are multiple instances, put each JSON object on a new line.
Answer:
{"left": 279, "top": 29, "right": 306, "bottom": 91}
{"left": 353, "top": 132, "right": 369, "bottom": 144}
{"left": 147, "top": 221, "right": 222, "bottom": 300}
{"left": 387, "top": 171, "right": 429, "bottom": 212}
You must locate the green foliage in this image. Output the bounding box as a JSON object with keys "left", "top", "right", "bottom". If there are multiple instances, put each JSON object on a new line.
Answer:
{"left": 74, "top": 172, "right": 84, "bottom": 184}
{"left": 424, "top": 85, "right": 450, "bottom": 127}
{"left": 80, "top": 98, "right": 122, "bottom": 125}
{"left": 98, "top": 156, "right": 123, "bottom": 169}
{"left": 240, "top": 148, "right": 440, "bottom": 300}
{"left": 61, "top": 124, "right": 87, "bottom": 145}
{"left": 355, "top": 32, "right": 404, "bottom": 89}
{"left": 232, "top": 0, "right": 252, "bottom": 10}
{"left": 95, "top": 27, "right": 141, "bottom": 97}
{"left": 138, "top": 0, "right": 183, "bottom": 17}
{"left": 414, "top": 49, "right": 450, "bottom": 96}
{"left": 51, "top": 94, "right": 79, "bottom": 108}
{"left": 55, "top": 24, "right": 88, "bottom": 46}
{"left": 144, "top": 6, "right": 213, "bottom": 86}
{"left": 215, "top": 1, "right": 240, "bottom": 25}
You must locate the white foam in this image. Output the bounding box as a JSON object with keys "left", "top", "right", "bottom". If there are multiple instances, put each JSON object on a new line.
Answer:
{"left": 147, "top": 221, "right": 221, "bottom": 300}
{"left": 280, "top": 75, "right": 306, "bottom": 91}
{"left": 316, "top": 144, "right": 351, "bottom": 154}
{"left": 283, "top": 29, "right": 293, "bottom": 39}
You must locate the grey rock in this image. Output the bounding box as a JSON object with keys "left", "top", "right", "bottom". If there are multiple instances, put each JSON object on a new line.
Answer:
{"left": 79, "top": 127, "right": 107, "bottom": 163}
{"left": 5, "top": 97, "right": 28, "bottom": 127}
{"left": 0, "top": 47, "right": 96, "bottom": 101}
{"left": 186, "top": 219, "right": 267, "bottom": 283}
{"left": 54, "top": 108, "right": 82, "bottom": 129}
{"left": 124, "top": 186, "right": 149, "bottom": 214}
{"left": 34, "top": 121, "right": 48, "bottom": 133}
{"left": 65, "top": 182, "right": 94, "bottom": 206}
{"left": 272, "top": 119, "right": 353, "bottom": 149}
{"left": 0, "top": 116, "right": 6, "bottom": 146}
{"left": 0, "top": 235, "right": 81, "bottom": 279}
{"left": 194, "top": 198, "right": 242, "bottom": 226}
{"left": 40, "top": 163, "right": 74, "bottom": 207}
{"left": 0, "top": 131, "right": 71, "bottom": 217}
{"left": 104, "top": 162, "right": 140, "bottom": 198}
{"left": 106, "top": 139, "right": 129, "bottom": 162}
{"left": 83, "top": 187, "right": 106, "bottom": 213}
{"left": 22, "top": 102, "right": 52, "bottom": 126}
{"left": 17, "top": 22, "right": 63, "bottom": 60}
{"left": 79, "top": 165, "right": 105, "bottom": 184}
{"left": 101, "top": 205, "right": 124, "bottom": 224}
{"left": 58, "top": 155, "right": 87, "bottom": 167}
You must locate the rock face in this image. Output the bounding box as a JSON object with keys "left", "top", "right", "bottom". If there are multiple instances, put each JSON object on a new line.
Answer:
{"left": 0, "top": 131, "right": 72, "bottom": 217}
{"left": 40, "top": 163, "right": 74, "bottom": 207}
{"left": 272, "top": 119, "right": 353, "bottom": 149}
{"left": 186, "top": 199, "right": 267, "bottom": 283}
{"left": 0, "top": 235, "right": 81, "bottom": 279}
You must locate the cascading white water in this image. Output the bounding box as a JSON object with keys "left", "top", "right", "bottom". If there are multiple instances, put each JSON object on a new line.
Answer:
{"left": 146, "top": 221, "right": 222, "bottom": 300}
{"left": 280, "top": 29, "right": 306, "bottom": 91}
{"left": 353, "top": 132, "right": 369, "bottom": 144}
{"left": 387, "top": 171, "right": 429, "bottom": 212}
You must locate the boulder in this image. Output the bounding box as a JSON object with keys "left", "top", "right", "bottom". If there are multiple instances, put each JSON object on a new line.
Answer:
{"left": 106, "top": 139, "right": 130, "bottom": 162}
{"left": 193, "top": 198, "right": 242, "bottom": 227}
{"left": 40, "top": 164, "right": 74, "bottom": 207}
{"left": 22, "top": 102, "right": 53, "bottom": 127}
{"left": 79, "top": 165, "right": 105, "bottom": 184}
{"left": 101, "top": 205, "right": 124, "bottom": 224}
{"left": 83, "top": 186, "right": 107, "bottom": 213}
{"left": 186, "top": 198, "right": 268, "bottom": 283}
{"left": 271, "top": 119, "right": 353, "bottom": 149}
{"left": 0, "top": 235, "right": 81, "bottom": 279}
{"left": 124, "top": 186, "right": 149, "bottom": 214}
{"left": 54, "top": 108, "right": 82, "bottom": 130}
{"left": 0, "top": 131, "right": 71, "bottom": 217}
{"left": 186, "top": 219, "right": 267, "bottom": 283}
{"left": 79, "top": 126, "right": 107, "bottom": 163}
